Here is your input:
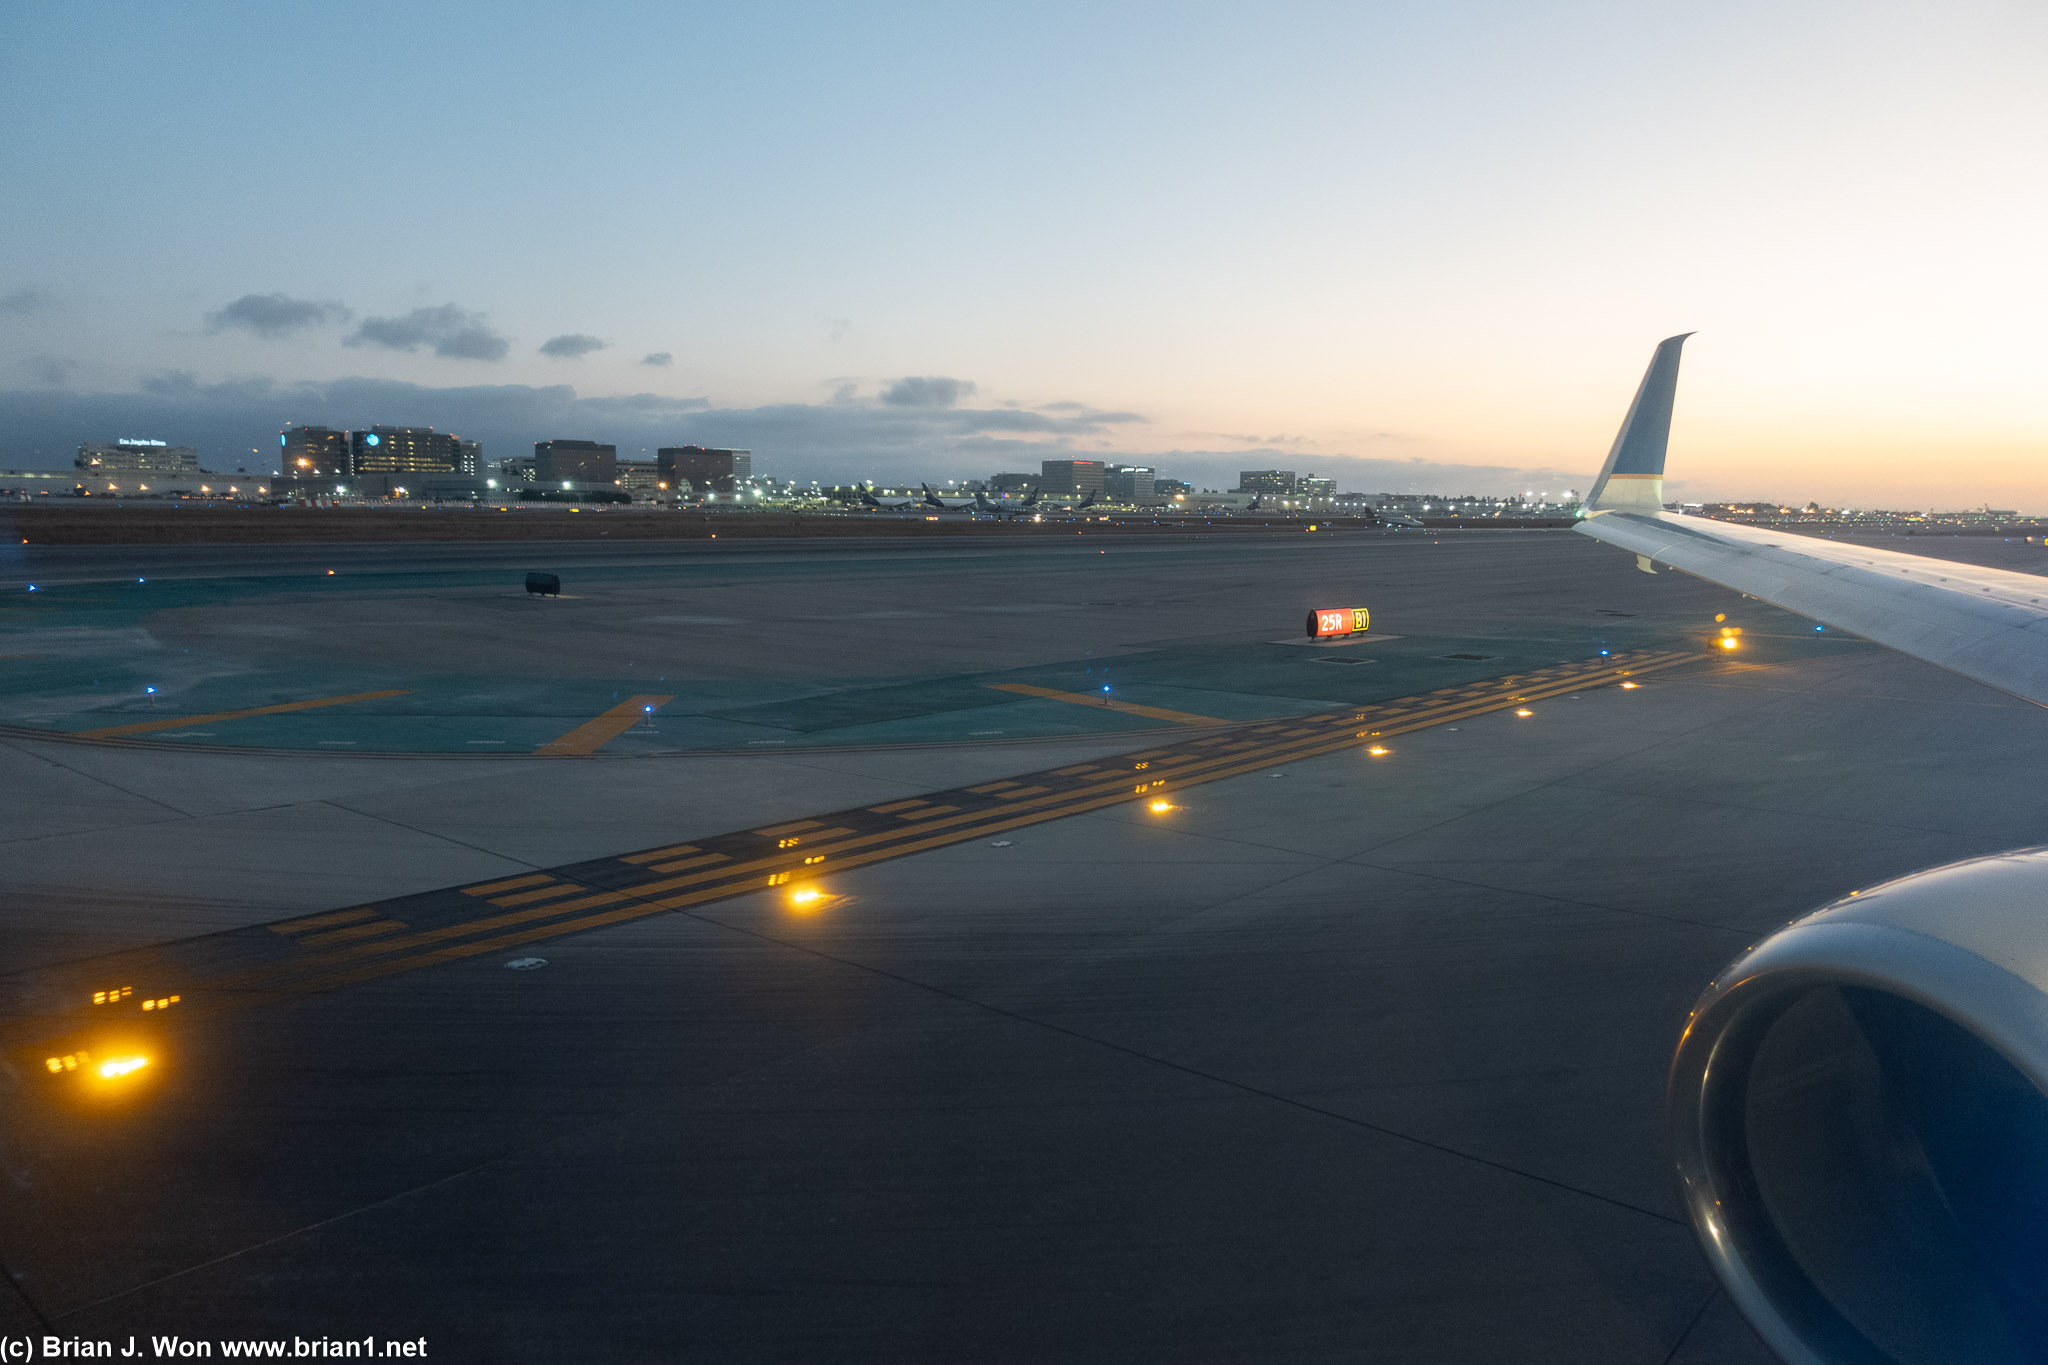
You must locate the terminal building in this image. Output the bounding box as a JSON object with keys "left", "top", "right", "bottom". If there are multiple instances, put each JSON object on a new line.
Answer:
{"left": 77, "top": 440, "right": 203, "bottom": 475}
{"left": 658, "top": 446, "right": 751, "bottom": 494}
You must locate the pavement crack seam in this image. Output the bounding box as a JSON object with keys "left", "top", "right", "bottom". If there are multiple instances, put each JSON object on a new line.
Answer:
{"left": 1659, "top": 1288, "right": 1726, "bottom": 1365}
{"left": 0, "top": 735, "right": 198, "bottom": 821}
{"left": 0, "top": 1243, "right": 54, "bottom": 1330}
{"left": 643, "top": 898, "right": 1695, "bottom": 1231}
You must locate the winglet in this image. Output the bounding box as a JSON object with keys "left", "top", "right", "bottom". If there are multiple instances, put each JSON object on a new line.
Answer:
{"left": 1583, "top": 333, "right": 1692, "bottom": 515}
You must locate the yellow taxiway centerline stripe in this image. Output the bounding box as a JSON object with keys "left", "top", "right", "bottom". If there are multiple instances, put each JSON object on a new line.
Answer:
{"left": 225, "top": 653, "right": 1699, "bottom": 997}
{"left": 462, "top": 873, "right": 554, "bottom": 897}
{"left": 534, "top": 694, "right": 676, "bottom": 757}
{"left": 272, "top": 662, "right": 1691, "bottom": 995}
{"left": 157, "top": 651, "right": 1699, "bottom": 1004}
{"left": 620, "top": 843, "right": 700, "bottom": 866}
{"left": 987, "top": 683, "right": 1228, "bottom": 727}
{"left": 74, "top": 689, "right": 414, "bottom": 740}
{"left": 269, "top": 906, "right": 380, "bottom": 935}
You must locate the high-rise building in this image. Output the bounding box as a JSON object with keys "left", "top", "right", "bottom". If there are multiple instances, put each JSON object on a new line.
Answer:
{"left": 279, "top": 426, "right": 348, "bottom": 479}
{"left": 1298, "top": 474, "right": 1335, "bottom": 500}
{"left": 348, "top": 427, "right": 466, "bottom": 482}
{"left": 1238, "top": 470, "right": 1297, "bottom": 495}
{"left": 77, "top": 439, "right": 203, "bottom": 475}
{"left": 1104, "top": 465, "right": 1156, "bottom": 501}
{"left": 457, "top": 440, "right": 482, "bottom": 477}
{"left": 534, "top": 439, "right": 617, "bottom": 484}
{"left": 658, "top": 446, "right": 751, "bottom": 493}
{"left": 1039, "top": 459, "right": 1105, "bottom": 496}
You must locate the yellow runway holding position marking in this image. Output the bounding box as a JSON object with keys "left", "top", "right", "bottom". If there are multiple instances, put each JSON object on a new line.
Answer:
{"left": 535, "top": 694, "right": 676, "bottom": 756}
{"left": 75, "top": 689, "right": 413, "bottom": 740}
{"left": 987, "top": 682, "right": 1227, "bottom": 726}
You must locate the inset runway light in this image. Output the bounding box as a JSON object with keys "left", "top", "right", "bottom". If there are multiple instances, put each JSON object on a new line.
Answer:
{"left": 1148, "top": 799, "right": 1174, "bottom": 813}
{"left": 1620, "top": 681, "right": 1640, "bottom": 690}
{"left": 788, "top": 887, "right": 824, "bottom": 910}
{"left": 1515, "top": 708, "right": 1533, "bottom": 717}
{"left": 1719, "top": 636, "right": 1741, "bottom": 650}
{"left": 98, "top": 1056, "right": 149, "bottom": 1079}
{"left": 1368, "top": 745, "right": 1390, "bottom": 756}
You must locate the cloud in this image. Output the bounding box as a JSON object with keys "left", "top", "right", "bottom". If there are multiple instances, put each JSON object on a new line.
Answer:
{"left": 882, "top": 376, "right": 976, "bottom": 408}
{"left": 539, "top": 333, "right": 608, "bottom": 360}
{"left": 205, "top": 293, "right": 351, "bottom": 339}
{"left": 345, "top": 304, "right": 509, "bottom": 361}
{"left": 0, "top": 287, "right": 54, "bottom": 316}
{"left": 19, "top": 355, "right": 75, "bottom": 387}
{"left": 820, "top": 316, "right": 851, "bottom": 343}
{"left": 641, "top": 351, "right": 673, "bottom": 367}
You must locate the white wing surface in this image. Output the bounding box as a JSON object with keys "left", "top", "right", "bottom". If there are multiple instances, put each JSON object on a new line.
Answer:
{"left": 1575, "top": 337, "right": 2048, "bottom": 707}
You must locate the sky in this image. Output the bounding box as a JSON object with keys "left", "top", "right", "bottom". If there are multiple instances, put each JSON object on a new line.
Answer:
{"left": 2, "top": 0, "right": 2043, "bottom": 505}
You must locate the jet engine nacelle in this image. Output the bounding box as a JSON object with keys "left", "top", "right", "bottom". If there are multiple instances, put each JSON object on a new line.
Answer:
{"left": 1671, "top": 848, "right": 2048, "bottom": 1365}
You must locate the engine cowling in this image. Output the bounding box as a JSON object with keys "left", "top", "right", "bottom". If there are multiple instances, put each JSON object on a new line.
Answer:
{"left": 1670, "top": 847, "right": 2048, "bottom": 1364}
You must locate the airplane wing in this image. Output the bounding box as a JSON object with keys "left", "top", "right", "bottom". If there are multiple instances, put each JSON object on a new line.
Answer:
{"left": 1576, "top": 335, "right": 2048, "bottom": 708}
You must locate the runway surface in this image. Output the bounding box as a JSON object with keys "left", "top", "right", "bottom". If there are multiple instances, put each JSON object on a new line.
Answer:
{"left": 4, "top": 530, "right": 1761, "bottom": 754}
{"left": 5, "top": 527, "right": 2043, "bottom": 1361}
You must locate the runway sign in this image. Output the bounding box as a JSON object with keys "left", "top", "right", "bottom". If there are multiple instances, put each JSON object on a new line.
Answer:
{"left": 1307, "top": 606, "right": 1370, "bottom": 639}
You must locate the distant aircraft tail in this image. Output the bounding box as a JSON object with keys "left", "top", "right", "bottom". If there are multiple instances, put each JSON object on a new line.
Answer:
{"left": 860, "top": 489, "right": 882, "bottom": 508}
{"left": 1584, "top": 333, "right": 1692, "bottom": 515}
{"left": 1076, "top": 492, "right": 1097, "bottom": 511}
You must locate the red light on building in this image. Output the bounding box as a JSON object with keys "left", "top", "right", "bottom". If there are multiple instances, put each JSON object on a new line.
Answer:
{"left": 1307, "top": 607, "right": 1371, "bottom": 639}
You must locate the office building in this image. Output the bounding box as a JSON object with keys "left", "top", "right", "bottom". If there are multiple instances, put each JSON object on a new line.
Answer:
{"left": 1104, "top": 465, "right": 1156, "bottom": 502}
{"left": 990, "top": 472, "right": 1036, "bottom": 493}
{"left": 659, "top": 446, "right": 751, "bottom": 493}
{"left": 279, "top": 427, "right": 348, "bottom": 479}
{"left": 457, "top": 440, "right": 482, "bottom": 477}
{"left": 348, "top": 427, "right": 466, "bottom": 483}
{"left": 614, "top": 459, "right": 665, "bottom": 499}
{"left": 77, "top": 440, "right": 203, "bottom": 475}
{"left": 1039, "top": 459, "right": 1105, "bottom": 497}
{"left": 1298, "top": 474, "right": 1336, "bottom": 500}
{"left": 534, "top": 439, "right": 617, "bottom": 484}
{"left": 1238, "top": 470, "right": 1297, "bottom": 495}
